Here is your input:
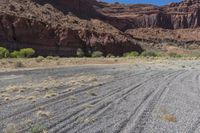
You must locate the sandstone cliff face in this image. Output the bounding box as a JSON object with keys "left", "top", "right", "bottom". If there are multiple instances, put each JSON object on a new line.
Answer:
{"left": 97, "top": 0, "right": 200, "bottom": 30}
{"left": 1, "top": 0, "right": 200, "bottom": 57}
{"left": 0, "top": 0, "right": 142, "bottom": 56}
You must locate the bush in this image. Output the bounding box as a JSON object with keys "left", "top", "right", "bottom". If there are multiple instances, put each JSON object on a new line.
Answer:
{"left": 54, "top": 56, "right": 60, "bottom": 60}
{"left": 123, "top": 51, "right": 139, "bottom": 57}
{"left": 46, "top": 56, "right": 54, "bottom": 60}
{"left": 0, "top": 47, "right": 9, "bottom": 58}
{"left": 19, "top": 48, "right": 35, "bottom": 58}
{"left": 168, "top": 52, "right": 182, "bottom": 58}
{"left": 10, "top": 48, "right": 35, "bottom": 58}
{"left": 106, "top": 53, "right": 115, "bottom": 58}
{"left": 10, "top": 51, "right": 21, "bottom": 58}
{"left": 92, "top": 51, "right": 103, "bottom": 58}
{"left": 76, "top": 48, "right": 85, "bottom": 57}
{"left": 141, "top": 51, "right": 159, "bottom": 57}
{"left": 35, "top": 56, "right": 45, "bottom": 62}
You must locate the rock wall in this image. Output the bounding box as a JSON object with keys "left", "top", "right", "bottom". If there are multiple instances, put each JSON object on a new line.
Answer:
{"left": 0, "top": 0, "right": 142, "bottom": 56}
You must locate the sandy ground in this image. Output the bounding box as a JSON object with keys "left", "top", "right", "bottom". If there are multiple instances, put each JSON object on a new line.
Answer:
{"left": 0, "top": 57, "right": 198, "bottom": 72}
{"left": 1, "top": 59, "right": 200, "bottom": 132}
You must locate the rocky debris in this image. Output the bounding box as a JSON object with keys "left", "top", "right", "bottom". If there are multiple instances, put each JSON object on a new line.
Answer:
{"left": 0, "top": 0, "right": 142, "bottom": 56}
{"left": 126, "top": 28, "right": 200, "bottom": 51}
{"left": 126, "top": 28, "right": 200, "bottom": 42}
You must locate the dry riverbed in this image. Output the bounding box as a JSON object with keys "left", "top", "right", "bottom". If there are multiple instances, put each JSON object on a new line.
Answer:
{"left": 1, "top": 58, "right": 200, "bottom": 133}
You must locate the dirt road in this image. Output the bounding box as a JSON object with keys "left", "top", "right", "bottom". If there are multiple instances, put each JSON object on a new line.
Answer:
{"left": 1, "top": 61, "right": 200, "bottom": 133}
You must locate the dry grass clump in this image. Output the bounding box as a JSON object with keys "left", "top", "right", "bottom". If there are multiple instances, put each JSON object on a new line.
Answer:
{"left": 26, "top": 96, "right": 37, "bottom": 102}
{"left": 5, "top": 85, "right": 27, "bottom": 93}
{"left": 68, "top": 75, "right": 99, "bottom": 87}
{"left": 37, "top": 106, "right": 45, "bottom": 111}
{"left": 83, "top": 103, "right": 95, "bottom": 109}
{"left": 84, "top": 117, "right": 96, "bottom": 123}
{"left": 159, "top": 107, "right": 177, "bottom": 122}
{"left": 68, "top": 95, "right": 77, "bottom": 101}
{"left": 3, "top": 123, "right": 16, "bottom": 133}
{"left": 15, "top": 95, "right": 25, "bottom": 100}
{"left": 78, "top": 116, "right": 96, "bottom": 123}
{"left": 44, "top": 91, "right": 57, "bottom": 98}
{"left": 6, "top": 86, "right": 20, "bottom": 92}
{"left": 36, "top": 110, "right": 51, "bottom": 118}
{"left": 4, "top": 97, "right": 11, "bottom": 101}
{"left": 1, "top": 93, "right": 10, "bottom": 98}
{"left": 86, "top": 91, "right": 97, "bottom": 97}
{"left": 160, "top": 114, "right": 177, "bottom": 122}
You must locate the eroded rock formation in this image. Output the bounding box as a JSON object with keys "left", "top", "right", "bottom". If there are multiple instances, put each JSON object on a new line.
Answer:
{"left": 0, "top": 0, "right": 142, "bottom": 56}
{"left": 1, "top": 0, "right": 200, "bottom": 56}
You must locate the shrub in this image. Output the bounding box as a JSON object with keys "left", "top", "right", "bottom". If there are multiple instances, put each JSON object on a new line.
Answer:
{"left": 123, "top": 51, "right": 139, "bottom": 57}
{"left": 0, "top": 47, "right": 9, "bottom": 58}
{"left": 19, "top": 48, "right": 35, "bottom": 58}
{"left": 10, "top": 51, "right": 21, "bottom": 58}
{"left": 46, "top": 56, "right": 54, "bottom": 60}
{"left": 92, "top": 51, "right": 103, "bottom": 58}
{"left": 29, "top": 124, "right": 47, "bottom": 133}
{"left": 168, "top": 52, "right": 182, "bottom": 58}
{"left": 76, "top": 48, "right": 85, "bottom": 57}
{"left": 141, "top": 51, "right": 159, "bottom": 57}
{"left": 35, "top": 56, "right": 45, "bottom": 62}
{"left": 106, "top": 53, "right": 115, "bottom": 58}
{"left": 53, "top": 56, "right": 60, "bottom": 60}
{"left": 10, "top": 48, "right": 35, "bottom": 58}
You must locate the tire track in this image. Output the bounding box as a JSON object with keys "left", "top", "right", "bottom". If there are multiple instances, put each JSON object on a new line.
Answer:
{"left": 51, "top": 71, "right": 176, "bottom": 133}
{"left": 4, "top": 69, "right": 161, "bottom": 131}
{"left": 117, "top": 70, "right": 186, "bottom": 133}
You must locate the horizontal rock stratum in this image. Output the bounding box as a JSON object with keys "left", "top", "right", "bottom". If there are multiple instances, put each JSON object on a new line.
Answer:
{"left": 97, "top": 0, "right": 200, "bottom": 30}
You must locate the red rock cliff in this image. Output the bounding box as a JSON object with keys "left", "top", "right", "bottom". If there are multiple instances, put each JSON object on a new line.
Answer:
{"left": 0, "top": 0, "right": 142, "bottom": 56}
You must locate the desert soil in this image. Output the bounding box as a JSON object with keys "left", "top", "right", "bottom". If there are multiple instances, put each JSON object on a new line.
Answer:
{"left": 1, "top": 59, "right": 200, "bottom": 133}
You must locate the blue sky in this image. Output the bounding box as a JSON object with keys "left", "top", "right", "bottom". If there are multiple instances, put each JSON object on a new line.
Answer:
{"left": 103, "top": 0, "right": 181, "bottom": 5}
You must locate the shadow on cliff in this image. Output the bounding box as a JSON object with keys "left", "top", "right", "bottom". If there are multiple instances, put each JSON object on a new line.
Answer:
{"left": 34, "top": 0, "right": 106, "bottom": 19}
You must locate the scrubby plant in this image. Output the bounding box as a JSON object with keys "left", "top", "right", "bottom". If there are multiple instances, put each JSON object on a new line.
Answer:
{"left": 10, "top": 48, "right": 35, "bottom": 58}
{"left": 53, "top": 56, "right": 60, "bottom": 60}
{"left": 46, "top": 56, "right": 59, "bottom": 60}
{"left": 0, "top": 47, "right": 9, "bottom": 58}
{"left": 106, "top": 53, "right": 115, "bottom": 58}
{"left": 168, "top": 52, "right": 182, "bottom": 58}
{"left": 10, "top": 51, "right": 21, "bottom": 58}
{"left": 141, "top": 51, "right": 159, "bottom": 57}
{"left": 46, "top": 56, "right": 54, "bottom": 60}
{"left": 76, "top": 48, "right": 85, "bottom": 57}
{"left": 19, "top": 48, "right": 35, "bottom": 58}
{"left": 123, "top": 51, "right": 139, "bottom": 57}
{"left": 29, "top": 124, "right": 47, "bottom": 133}
{"left": 92, "top": 51, "right": 103, "bottom": 58}
{"left": 35, "top": 56, "right": 45, "bottom": 62}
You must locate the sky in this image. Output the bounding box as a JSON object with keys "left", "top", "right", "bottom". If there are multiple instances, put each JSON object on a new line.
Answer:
{"left": 103, "top": 0, "right": 181, "bottom": 6}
